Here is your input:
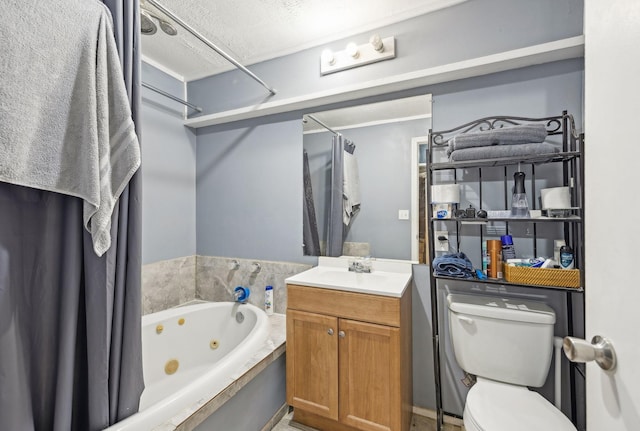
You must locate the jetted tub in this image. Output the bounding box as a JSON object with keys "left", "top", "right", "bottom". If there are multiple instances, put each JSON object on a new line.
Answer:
{"left": 105, "top": 301, "right": 271, "bottom": 431}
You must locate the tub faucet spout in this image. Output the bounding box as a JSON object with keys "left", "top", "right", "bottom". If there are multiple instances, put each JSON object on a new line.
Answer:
{"left": 233, "top": 286, "right": 250, "bottom": 304}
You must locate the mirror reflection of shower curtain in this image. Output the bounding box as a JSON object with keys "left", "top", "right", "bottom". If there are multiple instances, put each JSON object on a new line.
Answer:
{"left": 326, "top": 136, "right": 357, "bottom": 257}
{"left": 302, "top": 150, "right": 321, "bottom": 255}
{"left": 326, "top": 135, "right": 345, "bottom": 256}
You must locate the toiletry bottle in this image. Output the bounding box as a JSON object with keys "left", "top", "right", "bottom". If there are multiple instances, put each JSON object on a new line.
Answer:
{"left": 560, "top": 245, "right": 575, "bottom": 270}
{"left": 500, "top": 235, "right": 517, "bottom": 261}
{"left": 264, "top": 285, "right": 274, "bottom": 315}
{"left": 481, "top": 241, "right": 488, "bottom": 276}
{"left": 511, "top": 172, "right": 529, "bottom": 217}
{"left": 554, "top": 240, "right": 566, "bottom": 264}
{"left": 487, "top": 240, "right": 503, "bottom": 279}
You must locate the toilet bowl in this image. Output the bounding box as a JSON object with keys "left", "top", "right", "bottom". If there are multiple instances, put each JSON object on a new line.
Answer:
{"left": 463, "top": 378, "right": 576, "bottom": 431}
{"left": 447, "top": 293, "right": 577, "bottom": 431}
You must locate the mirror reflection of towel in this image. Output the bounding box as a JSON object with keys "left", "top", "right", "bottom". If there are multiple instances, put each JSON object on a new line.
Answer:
{"left": 343, "top": 151, "right": 361, "bottom": 225}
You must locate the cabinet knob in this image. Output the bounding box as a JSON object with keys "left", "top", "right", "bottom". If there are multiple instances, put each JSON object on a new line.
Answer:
{"left": 327, "top": 328, "right": 334, "bottom": 336}
{"left": 339, "top": 331, "right": 346, "bottom": 338}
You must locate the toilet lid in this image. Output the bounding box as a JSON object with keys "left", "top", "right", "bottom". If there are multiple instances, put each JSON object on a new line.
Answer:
{"left": 465, "top": 379, "right": 577, "bottom": 431}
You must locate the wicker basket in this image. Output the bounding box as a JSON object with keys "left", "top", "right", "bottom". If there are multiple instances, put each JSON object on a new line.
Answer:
{"left": 503, "top": 265, "right": 581, "bottom": 288}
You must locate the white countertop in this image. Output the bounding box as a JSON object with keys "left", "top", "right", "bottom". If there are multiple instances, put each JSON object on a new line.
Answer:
{"left": 285, "top": 256, "right": 414, "bottom": 298}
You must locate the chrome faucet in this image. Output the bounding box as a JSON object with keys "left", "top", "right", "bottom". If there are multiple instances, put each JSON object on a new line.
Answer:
{"left": 348, "top": 257, "right": 372, "bottom": 273}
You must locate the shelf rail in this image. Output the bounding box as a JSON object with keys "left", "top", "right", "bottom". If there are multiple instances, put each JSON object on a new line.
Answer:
{"left": 145, "top": 0, "right": 277, "bottom": 96}
{"left": 142, "top": 82, "right": 202, "bottom": 112}
{"left": 303, "top": 114, "right": 341, "bottom": 136}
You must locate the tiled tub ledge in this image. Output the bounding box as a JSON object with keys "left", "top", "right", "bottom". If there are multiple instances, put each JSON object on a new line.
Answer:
{"left": 153, "top": 313, "right": 287, "bottom": 431}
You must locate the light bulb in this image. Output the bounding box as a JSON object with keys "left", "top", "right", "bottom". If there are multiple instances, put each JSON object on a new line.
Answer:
{"left": 346, "top": 42, "right": 359, "bottom": 59}
{"left": 369, "top": 34, "right": 384, "bottom": 52}
{"left": 321, "top": 49, "right": 335, "bottom": 65}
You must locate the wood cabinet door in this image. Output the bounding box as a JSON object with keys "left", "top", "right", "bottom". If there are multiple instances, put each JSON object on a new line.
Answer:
{"left": 339, "top": 319, "right": 401, "bottom": 431}
{"left": 286, "top": 310, "right": 339, "bottom": 420}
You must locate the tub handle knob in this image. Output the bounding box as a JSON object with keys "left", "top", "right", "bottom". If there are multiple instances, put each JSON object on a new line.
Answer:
{"left": 339, "top": 331, "right": 346, "bottom": 338}
{"left": 327, "top": 328, "right": 334, "bottom": 336}
{"left": 233, "top": 286, "right": 250, "bottom": 304}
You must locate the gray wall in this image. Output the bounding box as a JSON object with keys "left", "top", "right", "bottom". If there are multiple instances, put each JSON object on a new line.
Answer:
{"left": 141, "top": 63, "right": 197, "bottom": 264}
{"left": 195, "top": 116, "right": 313, "bottom": 264}
{"left": 304, "top": 117, "right": 429, "bottom": 260}
{"left": 188, "top": 0, "right": 583, "bottom": 115}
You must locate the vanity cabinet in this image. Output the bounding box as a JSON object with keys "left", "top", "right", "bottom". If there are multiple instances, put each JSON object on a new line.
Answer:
{"left": 286, "top": 283, "right": 412, "bottom": 431}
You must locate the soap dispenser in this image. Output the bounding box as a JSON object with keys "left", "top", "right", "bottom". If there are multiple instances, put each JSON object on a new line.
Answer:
{"left": 511, "top": 171, "right": 530, "bottom": 217}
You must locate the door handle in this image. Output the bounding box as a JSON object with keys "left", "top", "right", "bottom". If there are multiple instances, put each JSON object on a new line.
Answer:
{"left": 327, "top": 328, "right": 334, "bottom": 335}
{"left": 339, "top": 331, "right": 346, "bottom": 338}
{"left": 563, "top": 336, "right": 617, "bottom": 371}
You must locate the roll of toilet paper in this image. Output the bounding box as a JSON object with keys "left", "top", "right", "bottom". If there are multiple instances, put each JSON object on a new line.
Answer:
{"left": 431, "top": 184, "right": 460, "bottom": 203}
{"left": 540, "top": 187, "right": 571, "bottom": 209}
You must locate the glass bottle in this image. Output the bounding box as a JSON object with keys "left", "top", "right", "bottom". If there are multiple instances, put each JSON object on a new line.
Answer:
{"left": 511, "top": 171, "right": 530, "bottom": 217}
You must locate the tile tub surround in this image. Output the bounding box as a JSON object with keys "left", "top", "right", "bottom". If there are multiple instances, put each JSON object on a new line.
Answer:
{"left": 142, "top": 255, "right": 196, "bottom": 315}
{"left": 196, "top": 256, "right": 312, "bottom": 314}
{"left": 141, "top": 255, "right": 311, "bottom": 315}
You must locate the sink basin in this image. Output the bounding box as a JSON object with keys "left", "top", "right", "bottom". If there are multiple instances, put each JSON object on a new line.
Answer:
{"left": 285, "top": 257, "right": 413, "bottom": 297}
{"left": 312, "top": 269, "right": 389, "bottom": 284}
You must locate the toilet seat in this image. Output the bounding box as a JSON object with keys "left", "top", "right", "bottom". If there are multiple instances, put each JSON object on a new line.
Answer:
{"left": 464, "top": 378, "right": 577, "bottom": 431}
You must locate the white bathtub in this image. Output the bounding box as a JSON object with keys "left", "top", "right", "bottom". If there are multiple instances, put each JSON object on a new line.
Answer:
{"left": 105, "top": 302, "right": 271, "bottom": 431}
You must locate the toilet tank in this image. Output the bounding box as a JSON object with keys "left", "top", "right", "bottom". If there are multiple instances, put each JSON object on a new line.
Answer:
{"left": 447, "top": 293, "right": 556, "bottom": 387}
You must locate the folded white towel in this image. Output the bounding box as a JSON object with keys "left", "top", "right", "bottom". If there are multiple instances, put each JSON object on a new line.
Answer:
{"left": 343, "top": 151, "right": 361, "bottom": 225}
{"left": 0, "top": 1, "right": 141, "bottom": 256}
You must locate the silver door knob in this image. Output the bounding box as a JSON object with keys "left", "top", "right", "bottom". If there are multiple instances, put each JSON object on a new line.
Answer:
{"left": 327, "top": 328, "right": 334, "bottom": 336}
{"left": 339, "top": 331, "right": 346, "bottom": 338}
{"left": 563, "top": 335, "right": 617, "bottom": 371}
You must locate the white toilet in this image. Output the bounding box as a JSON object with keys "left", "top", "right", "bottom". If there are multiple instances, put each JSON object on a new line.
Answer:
{"left": 447, "top": 293, "right": 577, "bottom": 431}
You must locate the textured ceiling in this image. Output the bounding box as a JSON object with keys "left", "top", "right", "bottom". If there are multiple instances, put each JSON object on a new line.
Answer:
{"left": 140, "top": 0, "right": 466, "bottom": 81}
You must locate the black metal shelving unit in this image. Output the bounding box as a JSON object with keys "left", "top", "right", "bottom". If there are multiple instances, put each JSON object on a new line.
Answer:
{"left": 426, "top": 112, "right": 585, "bottom": 431}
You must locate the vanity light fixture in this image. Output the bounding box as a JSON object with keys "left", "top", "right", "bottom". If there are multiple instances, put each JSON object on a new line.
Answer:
{"left": 369, "top": 34, "right": 384, "bottom": 52}
{"left": 345, "top": 42, "right": 360, "bottom": 59}
{"left": 320, "top": 35, "right": 396, "bottom": 76}
{"left": 321, "top": 49, "right": 335, "bottom": 66}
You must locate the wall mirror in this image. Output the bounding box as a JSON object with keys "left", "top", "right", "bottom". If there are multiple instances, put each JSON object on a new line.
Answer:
{"left": 302, "top": 94, "right": 432, "bottom": 262}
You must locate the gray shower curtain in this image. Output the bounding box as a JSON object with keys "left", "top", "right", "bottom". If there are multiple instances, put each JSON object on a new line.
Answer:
{"left": 303, "top": 150, "right": 321, "bottom": 255}
{"left": 326, "top": 135, "right": 345, "bottom": 256}
{"left": 326, "top": 135, "right": 356, "bottom": 257}
{"left": 0, "top": 1, "right": 143, "bottom": 430}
